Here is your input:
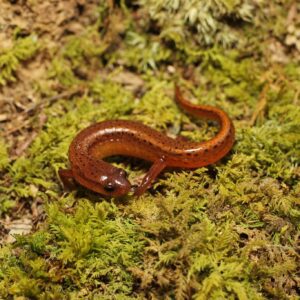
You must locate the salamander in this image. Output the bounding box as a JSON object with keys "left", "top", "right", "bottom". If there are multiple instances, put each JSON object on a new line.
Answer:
{"left": 59, "top": 85, "right": 235, "bottom": 197}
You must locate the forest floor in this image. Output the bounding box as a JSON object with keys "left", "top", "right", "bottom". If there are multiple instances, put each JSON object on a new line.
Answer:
{"left": 0, "top": 1, "right": 299, "bottom": 299}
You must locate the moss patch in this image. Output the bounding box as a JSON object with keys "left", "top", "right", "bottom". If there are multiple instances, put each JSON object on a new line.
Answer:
{"left": 0, "top": 1, "right": 299, "bottom": 299}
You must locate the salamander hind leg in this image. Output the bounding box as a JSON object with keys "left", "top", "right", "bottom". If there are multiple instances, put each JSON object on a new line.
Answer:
{"left": 134, "top": 158, "right": 166, "bottom": 197}
{"left": 58, "top": 169, "right": 76, "bottom": 191}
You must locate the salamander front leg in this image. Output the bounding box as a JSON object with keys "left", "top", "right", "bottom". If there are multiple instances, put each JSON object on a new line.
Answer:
{"left": 134, "top": 158, "right": 166, "bottom": 196}
{"left": 58, "top": 169, "right": 76, "bottom": 191}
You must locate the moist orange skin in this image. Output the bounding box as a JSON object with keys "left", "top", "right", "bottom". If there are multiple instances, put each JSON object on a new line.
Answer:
{"left": 59, "top": 86, "right": 235, "bottom": 197}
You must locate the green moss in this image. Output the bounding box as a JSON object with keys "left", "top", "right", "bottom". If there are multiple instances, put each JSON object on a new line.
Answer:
{"left": 1, "top": 1, "right": 300, "bottom": 299}
{"left": 0, "top": 35, "right": 39, "bottom": 85}
{"left": 133, "top": 81, "right": 181, "bottom": 129}
{"left": 0, "top": 200, "right": 144, "bottom": 299}
{"left": 127, "top": 171, "right": 263, "bottom": 299}
{"left": 138, "top": 0, "right": 261, "bottom": 49}
{"left": 48, "top": 30, "right": 109, "bottom": 87}
{"left": 120, "top": 31, "right": 172, "bottom": 71}
{"left": 0, "top": 137, "right": 13, "bottom": 215}
{"left": 0, "top": 137, "right": 9, "bottom": 171}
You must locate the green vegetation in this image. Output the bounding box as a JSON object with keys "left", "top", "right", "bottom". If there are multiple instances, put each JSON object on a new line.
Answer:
{"left": 0, "top": 200, "right": 144, "bottom": 299}
{"left": 0, "top": 35, "right": 39, "bottom": 85}
{"left": 0, "top": 0, "right": 299, "bottom": 299}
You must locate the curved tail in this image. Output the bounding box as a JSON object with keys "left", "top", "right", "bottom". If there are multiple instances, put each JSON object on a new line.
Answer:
{"left": 174, "top": 85, "right": 235, "bottom": 167}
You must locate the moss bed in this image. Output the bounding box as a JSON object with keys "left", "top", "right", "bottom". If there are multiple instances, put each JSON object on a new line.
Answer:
{"left": 0, "top": 1, "right": 299, "bottom": 299}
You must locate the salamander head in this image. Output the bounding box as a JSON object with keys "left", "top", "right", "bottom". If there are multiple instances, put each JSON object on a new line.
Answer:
{"left": 76, "top": 160, "right": 131, "bottom": 197}
{"left": 98, "top": 168, "right": 131, "bottom": 197}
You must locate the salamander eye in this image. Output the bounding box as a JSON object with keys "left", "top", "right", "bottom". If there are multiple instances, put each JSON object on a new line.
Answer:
{"left": 118, "top": 169, "right": 127, "bottom": 177}
{"left": 103, "top": 182, "right": 115, "bottom": 192}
